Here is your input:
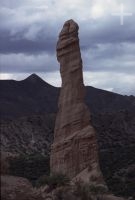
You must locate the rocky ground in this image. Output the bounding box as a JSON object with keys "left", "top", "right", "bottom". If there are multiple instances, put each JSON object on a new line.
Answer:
{"left": 0, "top": 74, "right": 135, "bottom": 198}
{"left": 1, "top": 110, "right": 135, "bottom": 198}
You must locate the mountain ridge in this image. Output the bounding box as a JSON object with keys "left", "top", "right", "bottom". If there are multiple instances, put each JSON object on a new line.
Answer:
{"left": 0, "top": 74, "right": 135, "bottom": 119}
{"left": 1, "top": 73, "right": 134, "bottom": 96}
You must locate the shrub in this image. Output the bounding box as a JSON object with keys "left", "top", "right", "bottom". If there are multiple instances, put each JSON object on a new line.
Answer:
{"left": 54, "top": 187, "right": 77, "bottom": 200}
{"left": 74, "top": 181, "right": 108, "bottom": 200}
{"left": 36, "top": 173, "right": 70, "bottom": 190}
{"left": 9, "top": 153, "right": 50, "bottom": 185}
{"left": 74, "top": 180, "right": 92, "bottom": 200}
{"left": 88, "top": 184, "right": 108, "bottom": 196}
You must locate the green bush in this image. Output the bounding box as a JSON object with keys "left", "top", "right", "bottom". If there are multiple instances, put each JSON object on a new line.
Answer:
{"left": 88, "top": 184, "right": 108, "bottom": 195}
{"left": 54, "top": 187, "right": 76, "bottom": 200}
{"left": 74, "top": 180, "right": 92, "bottom": 200}
{"left": 74, "top": 181, "right": 108, "bottom": 200}
{"left": 36, "top": 173, "right": 70, "bottom": 190}
{"left": 9, "top": 153, "right": 50, "bottom": 185}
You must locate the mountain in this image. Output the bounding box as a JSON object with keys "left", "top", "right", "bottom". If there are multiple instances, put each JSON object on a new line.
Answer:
{"left": 0, "top": 74, "right": 135, "bottom": 119}
{"left": 0, "top": 74, "right": 59, "bottom": 119}
{"left": 0, "top": 74, "right": 135, "bottom": 197}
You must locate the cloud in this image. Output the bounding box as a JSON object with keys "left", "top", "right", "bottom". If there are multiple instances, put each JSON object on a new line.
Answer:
{"left": 82, "top": 43, "right": 135, "bottom": 74}
{"left": 84, "top": 71, "right": 135, "bottom": 95}
{"left": 0, "top": 0, "right": 135, "bottom": 55}
{"left": 0, "top": 29, "right": 56, "bottom": 54}
{"left": 0, "top": 0, "right": 135, "bottom": 95}
{"left": 0, "top": 53, "right": 58, "bottom": 73}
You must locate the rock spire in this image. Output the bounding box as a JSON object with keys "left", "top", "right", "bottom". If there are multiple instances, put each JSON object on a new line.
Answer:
{"left": 50, "top": 19, "right": 104, "bottom": 183}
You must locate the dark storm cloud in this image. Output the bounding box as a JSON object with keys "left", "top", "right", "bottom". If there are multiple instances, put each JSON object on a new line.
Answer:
{"left": 0, "top": 0, "right": 135, "bottom": 95}
{"left": 0, "top": 0, "right": 61, "bottom": 55}
{"left": 0, "top": 53, "right": 58, "bottom": 73}
{"left": 79, "top": 17, "right": 135, "bottom": 50}
{"left": 0, "top": 29, "right": 56, "bottom": 54}
{"left": 82, "top": 42, "right": 135, "bottom": 74}
{"left": 0, "top": 16, "right": 135, "bottom": 55}
{"left": 0, "top": 0, "right": 134, "bottom": 59}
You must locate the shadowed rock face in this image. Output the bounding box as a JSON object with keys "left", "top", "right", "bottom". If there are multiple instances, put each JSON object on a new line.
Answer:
{"left": 1, "top": 175, "right": 38, "bottom": 200}
{"left": 50, "top": 19, "right": 104, "bottom": 183}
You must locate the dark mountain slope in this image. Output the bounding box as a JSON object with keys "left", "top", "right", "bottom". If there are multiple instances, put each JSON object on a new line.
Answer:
{"left": 0, "top": 74, "right": 59, "bottom": 118}
{"left": 0, "top": 74, "right": 135, "bottom": 119}
{"left": 86, "top": 86, "right": 135, "bottom": 113}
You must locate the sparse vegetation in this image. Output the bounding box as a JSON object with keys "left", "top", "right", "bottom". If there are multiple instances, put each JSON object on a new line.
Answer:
{"left": 9, "top": 153, "right": 50, "bottom": 185}
{"left": 100, "top": 146, "right": 135, "bottom": 197}
{"left": 52, "top": 181, "right": 109, "bottom": 200}
{"left": 73, "top": 181, "right": 108, "bottom": 200}
{"left": 54, "top": 187, "right": 76, "bottom": 200}
{"left": 88, "top": 184, "right": 108, "bottom": 195}
{"left": 36, "top": 173, "right": 70, "bottom": 190}
{"left": 74, "top": 181, "right": 92, "bottom": 200}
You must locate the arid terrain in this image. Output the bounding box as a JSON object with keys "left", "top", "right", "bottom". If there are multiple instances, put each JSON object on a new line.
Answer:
{"left": 1, "top": 74, "right": 135, "bottom": 198}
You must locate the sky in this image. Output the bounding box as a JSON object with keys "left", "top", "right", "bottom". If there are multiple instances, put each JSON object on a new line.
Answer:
{"left": 0, "top": 0, "right": 135, "bottom": 95}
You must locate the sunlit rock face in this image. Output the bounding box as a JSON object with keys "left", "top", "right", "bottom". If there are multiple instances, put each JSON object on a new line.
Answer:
{"left": 50, "top": 19, "right": 104, "bottom": 183}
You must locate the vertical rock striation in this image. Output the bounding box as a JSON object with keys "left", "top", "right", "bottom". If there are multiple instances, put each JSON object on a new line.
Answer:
{"left": 50, "top": 19, "right": 103, "bottom": 183}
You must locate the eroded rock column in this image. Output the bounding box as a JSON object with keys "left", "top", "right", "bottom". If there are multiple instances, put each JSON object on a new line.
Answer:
{"left": 50, "top": 19, "right": 104, "bottom": 183}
